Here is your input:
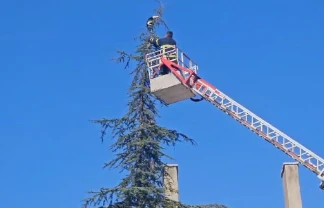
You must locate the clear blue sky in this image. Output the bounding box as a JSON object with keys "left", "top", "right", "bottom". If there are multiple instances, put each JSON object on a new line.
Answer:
{"left": 1, "top": 0, "right": 323, "bottom": 207}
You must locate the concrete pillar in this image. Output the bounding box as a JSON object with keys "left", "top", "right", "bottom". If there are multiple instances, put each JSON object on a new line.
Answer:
{"left": 163, "top": 164, "right": 179, "bottom": 202}
{"left": 281, "top": 162, "right": 303, "bottom": 208}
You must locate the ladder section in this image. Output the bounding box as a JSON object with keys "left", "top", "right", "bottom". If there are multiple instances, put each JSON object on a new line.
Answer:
{"left": 145, "top": 47, "right": 198, "bottom": 79}
{"left": 191, "top": 78, "right": 324, "bottom": 184}
{"left": 145, "top": 47, "right": 324, "bottom": 188}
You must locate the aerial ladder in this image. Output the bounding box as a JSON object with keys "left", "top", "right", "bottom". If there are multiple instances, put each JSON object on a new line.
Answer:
{"left": 145, "top": 45, "right": 324, "bottom": 190}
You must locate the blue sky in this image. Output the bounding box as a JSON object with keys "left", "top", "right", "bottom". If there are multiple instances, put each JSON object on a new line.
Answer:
{"left": 1, "top": 0, "right": 324, "bottom": 207}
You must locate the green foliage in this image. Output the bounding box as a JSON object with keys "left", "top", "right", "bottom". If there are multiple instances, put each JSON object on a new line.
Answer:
{"left": 82, "top": 1, "right": 228, "bottom": 208}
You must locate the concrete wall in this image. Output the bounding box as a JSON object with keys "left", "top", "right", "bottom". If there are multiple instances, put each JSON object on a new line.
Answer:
{"left": 164, "top": 164, "right": 179, "bottom": 202}
{"left": 281, "top": 162, "right": 303, "bottom": 208}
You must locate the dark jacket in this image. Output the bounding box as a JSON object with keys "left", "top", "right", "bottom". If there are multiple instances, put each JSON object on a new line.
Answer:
{"left": 149, "top": 37, "right": 176, "bottom": 48}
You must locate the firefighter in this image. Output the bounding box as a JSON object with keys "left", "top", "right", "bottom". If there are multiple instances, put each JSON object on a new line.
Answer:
{"left": 149, "top": 31, "right": 177, "bottom": 75}
{"left": 149, "top": 31, "right": 176, "bottom": 48}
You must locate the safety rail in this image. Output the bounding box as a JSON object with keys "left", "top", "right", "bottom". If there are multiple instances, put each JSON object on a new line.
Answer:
{"left": 145, "top": 47, "right": 199, "bottom": 79}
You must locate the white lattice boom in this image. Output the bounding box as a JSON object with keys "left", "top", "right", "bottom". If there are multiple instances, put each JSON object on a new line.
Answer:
{"left": 192, "top": 79, "right": 324, "bottom": 179}
{"left": 145, "top": 47, "right": 324, "bottom": 189}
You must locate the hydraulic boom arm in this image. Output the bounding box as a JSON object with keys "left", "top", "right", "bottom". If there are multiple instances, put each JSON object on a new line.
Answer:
{"left": 159, "top": 55, "right": 324, "bottom": 189}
